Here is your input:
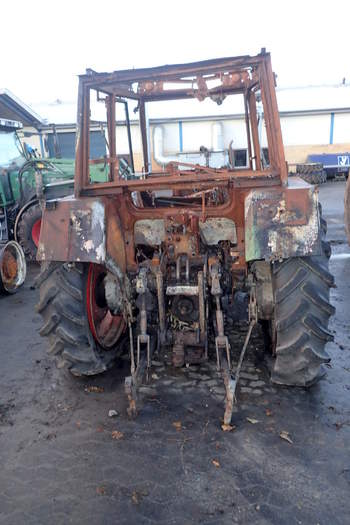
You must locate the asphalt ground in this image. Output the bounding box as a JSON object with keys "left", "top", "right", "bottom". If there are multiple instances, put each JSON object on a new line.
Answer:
{"left": 0, "top": 180, "right": 349, "bottom": 525}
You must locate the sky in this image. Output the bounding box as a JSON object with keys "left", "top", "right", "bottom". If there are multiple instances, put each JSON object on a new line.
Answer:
{"left": 2, "top": 0, "right": 349, "bottom": 109}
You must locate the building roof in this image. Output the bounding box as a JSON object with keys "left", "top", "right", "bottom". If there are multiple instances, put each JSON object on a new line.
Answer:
{"left": 277, "top": 83, "right": 350, "bottom": 112}
{"left": 0, "top": 88, "right": 44, "bottom": 127}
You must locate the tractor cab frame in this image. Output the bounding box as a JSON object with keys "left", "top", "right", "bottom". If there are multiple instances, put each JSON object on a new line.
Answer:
{"left": 74, "top": 50, "right": 287, "bottom": 196}
{"left": 39, "top": 50, "right": 320, "bottom": 270}
{"left": 37, "top": 51, "right": 332, "bottom": 425}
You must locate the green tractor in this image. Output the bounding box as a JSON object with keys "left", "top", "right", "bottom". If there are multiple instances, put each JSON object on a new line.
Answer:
{"left": 0, "top": 119, "right": 28, "bottom": 292}
{"left": 0, "top": 119, "right": 127, "bottom": 260}
{"left": 0, "top": 118, "right": 75, "bottom": 260}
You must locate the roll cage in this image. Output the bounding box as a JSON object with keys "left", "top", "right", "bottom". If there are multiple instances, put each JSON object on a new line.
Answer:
{"left": 74, "top": 49, "right": 287, "bottom": 197}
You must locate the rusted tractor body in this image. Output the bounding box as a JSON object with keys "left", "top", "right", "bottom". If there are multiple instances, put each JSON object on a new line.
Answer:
{"left": 36, "top": 51, "right": 334, "bottom": 423}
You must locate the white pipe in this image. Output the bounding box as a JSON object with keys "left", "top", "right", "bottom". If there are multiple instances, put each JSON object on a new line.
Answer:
{"left": 211, "top": 122, "right": 224, "bottom": 151}
{"left": 153, "top": 126, "right": 179, "bottom": 167}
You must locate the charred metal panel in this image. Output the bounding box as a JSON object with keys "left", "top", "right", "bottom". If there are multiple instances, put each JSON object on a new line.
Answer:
{"left": 134, "top": 219, "right": 165, "bottom": 246}
{"left": 37, "top": 197, "right": 106, "bottom": 263}
{"left": 199, "top": 218, "right": 237, "bottom": 245}
{"left": 245, "top": 178, "right": 321, "bottom": 261}
{"left": 252, "top": 261, "right": 273, "bottom": 319}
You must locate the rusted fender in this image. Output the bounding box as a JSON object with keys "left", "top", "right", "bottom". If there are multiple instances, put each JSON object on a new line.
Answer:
{"left": 245, "top": 177, "right": 321, "bottom": 262}
{"left": 37, "top": 197, "right": 126, "bottom": 272}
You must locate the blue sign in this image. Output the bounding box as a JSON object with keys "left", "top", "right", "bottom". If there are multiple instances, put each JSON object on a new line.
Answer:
{"left": 337, "top": 155, "right": 350, "bottom": 167}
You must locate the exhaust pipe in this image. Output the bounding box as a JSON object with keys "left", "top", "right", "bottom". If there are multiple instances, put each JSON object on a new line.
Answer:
{"left": 0, "top": 241, "right": 26, "bottom": 294}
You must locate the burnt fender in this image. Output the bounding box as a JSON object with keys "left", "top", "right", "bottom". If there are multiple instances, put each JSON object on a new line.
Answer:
{"left": 245, "top": 178, "right": 321, "bottom": 262}
{"left": 37, "top": 197, "right": 126, "bottom": 272}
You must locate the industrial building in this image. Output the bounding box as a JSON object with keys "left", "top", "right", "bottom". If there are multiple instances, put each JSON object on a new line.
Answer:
{"left": 1, "top": 83, "right": 349, "bottom": 171}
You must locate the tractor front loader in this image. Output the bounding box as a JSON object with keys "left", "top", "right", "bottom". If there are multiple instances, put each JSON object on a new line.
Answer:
{"left": 36, "top": 51, "right": 335, "bottom": 424}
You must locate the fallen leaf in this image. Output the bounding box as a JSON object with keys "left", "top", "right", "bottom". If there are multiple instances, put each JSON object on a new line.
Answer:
{"left": 334, "top": 421, "right": 346, "bottom": 430}
{"left": 131, "top": 489, "right": 148, "bottom": 504}
{"left": 172, "top": 421, "right": 182, "bottom": 431}
{"left": 85, "top": 386, "right": 104, "bottom": 393}
{"left": 265, "top": 409, "right": 273, "bottom": 417}
{"left": 221, "top": 423, "right": 236, "bottom": 432}
{"left": 212, "top": 459, "right": 220, "bottom": 468}
{"left": 246, "top": 417, "right": 259, "bottom": 424}
{"left": 111, "top": 430, "right": 124, "bottom": 440}
{"left": 96, "top": 486, "right": 106, "bottom": 495}
{"left": 131, "top": 491, "right": 140, "bottom": 505}
{"left": 279, "top": 430, "right": 293, "bottom": 444}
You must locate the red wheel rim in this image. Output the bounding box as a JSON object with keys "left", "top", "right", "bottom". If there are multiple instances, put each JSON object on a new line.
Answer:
{"left": 86, "top": 264, "right": 125, "bottom": 349}
{"left": 31, "top": 219, "right": 42, "bottom": 247}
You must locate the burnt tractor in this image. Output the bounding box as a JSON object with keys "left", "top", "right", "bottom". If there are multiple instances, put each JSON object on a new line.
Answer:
{"left": 36, "top": 51, "right": 335, "bottom": 424}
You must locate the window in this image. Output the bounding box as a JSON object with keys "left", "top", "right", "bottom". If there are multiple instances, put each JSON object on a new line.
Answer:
{"left": 234, "top": 149, "right": 248, "bottom": 167}
{"left": 262, "top": 148, "right": 270, "bottom": 167}
{"left": 88, "top": 89, "right": 137, "bottom": 184}
{"left": 0, "top": 131, "right": 24, "bottom": 168}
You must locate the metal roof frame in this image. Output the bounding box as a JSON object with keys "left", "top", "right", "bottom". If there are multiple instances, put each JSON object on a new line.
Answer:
{"left": 0, "top": 88, "right": 43, "bottom": 127}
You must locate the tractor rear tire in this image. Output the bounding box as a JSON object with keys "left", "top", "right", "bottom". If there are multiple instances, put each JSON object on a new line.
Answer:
{"left": 271, "top": 238, "right": 335, "bottom": 386}
{"left": 296, "top": 163, "right": 326, "bottom": 185}
{"left": 36, "top": 262, "right": 125, "bottom": 376}
{"left": 17, "top": 203, "right": 42, "bottom": 261}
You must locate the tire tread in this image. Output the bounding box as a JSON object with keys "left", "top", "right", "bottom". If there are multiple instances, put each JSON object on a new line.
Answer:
{"left": 36, "top": 262, "right": 122, "bottom": 376}
{"left": 271, "top": 215, "right": 335, "bottom": 387}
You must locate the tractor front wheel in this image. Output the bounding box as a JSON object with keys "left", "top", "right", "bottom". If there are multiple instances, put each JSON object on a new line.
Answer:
{"left": 17, "top": 203, "right": 42, "bottom": 261}
{"left": 36, "top": 262, "right": 125, "bottom": 376}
